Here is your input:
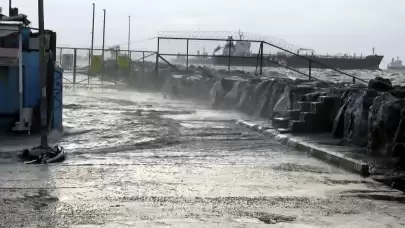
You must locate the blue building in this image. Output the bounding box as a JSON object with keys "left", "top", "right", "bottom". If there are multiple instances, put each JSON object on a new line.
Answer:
{"left": 0, "top": 13, "right": 63, "bottom": 135}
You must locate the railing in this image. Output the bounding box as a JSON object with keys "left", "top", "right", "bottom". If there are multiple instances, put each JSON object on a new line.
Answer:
{"left": 156, "top": 36, "right": 370, "bottom": 84}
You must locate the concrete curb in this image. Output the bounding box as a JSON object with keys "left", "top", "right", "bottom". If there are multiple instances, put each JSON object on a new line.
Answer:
{"left": 236, "top": 120, "right": 370, "bottom": 176}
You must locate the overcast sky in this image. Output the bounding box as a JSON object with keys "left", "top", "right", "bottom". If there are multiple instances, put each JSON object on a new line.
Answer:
{"left": 8, "top": 0, "right": 405, "bottom": 65}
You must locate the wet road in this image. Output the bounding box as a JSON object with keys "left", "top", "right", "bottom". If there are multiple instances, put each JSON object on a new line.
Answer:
{"left": 1, "top": 89, "right": 405, "bottom": 227}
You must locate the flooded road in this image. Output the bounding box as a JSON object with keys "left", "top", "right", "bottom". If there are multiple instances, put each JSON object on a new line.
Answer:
{"left": 1, "top": 89, "right": 405, "bottom": 227}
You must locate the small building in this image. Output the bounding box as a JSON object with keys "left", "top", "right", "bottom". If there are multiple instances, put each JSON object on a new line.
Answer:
{"left": 0, "top": 11, "right": 63, "bottom": 134}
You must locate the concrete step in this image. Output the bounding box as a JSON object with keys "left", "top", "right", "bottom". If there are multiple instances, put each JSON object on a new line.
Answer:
{"left": 319, "top": 96, "right": 341, "bottom": 105}
{"left": 310, "top": 102, "right": 323, "bottom": 113}
{"left": 272, "top": 117, "right": 290, "bottom": 129}
{"left": 297, "top": 101, "right": 311, "bottom": 112}
{"left": 282, "top": 109, "right": 301, "bottom": 121}
{"left": 299, "top": 112, "right": 318, "bottom": 122}
{"left": 289, "top": 120, "right": 309, "bottom": 133}
{"left": 277, "top": 128, "right": 291, "bottom": 134}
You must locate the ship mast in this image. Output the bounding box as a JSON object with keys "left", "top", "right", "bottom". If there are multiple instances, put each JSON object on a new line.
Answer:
{"left": 238, "top": 29, "right": 244, "bottom": 40}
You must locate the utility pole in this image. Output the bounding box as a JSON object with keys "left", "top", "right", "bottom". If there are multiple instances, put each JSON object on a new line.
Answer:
{"left": 38, "top": 0, "right": 48, "bottom": 147}
{"left": 128, "top": 15, "right": 131, "bottom": 55}
{"left": 102, "top": 9, "right": 106, "bottom": 63}
{"left": 128, "top": 16, "right": 131, "bottom": 77}
{"left": 102, "top": 9, "right": 106, "bottom": 77}
{"left": 90, "top": 3, "right": 95, "bottom": 67}
{"left": 9, "top": 0, "right": 12, "bottom": 16}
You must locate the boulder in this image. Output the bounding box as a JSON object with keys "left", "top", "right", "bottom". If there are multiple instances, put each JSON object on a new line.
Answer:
{"left": 368, "top": 77, "right": 393, "bottom": 92}
{"left": 390, "top": 85, "right": 405, "bottom": 98}
{"left": 210, "top": 80, "right": 225, "bottom": 108}
{"left": 367, "top": 94, "right": 405, "bottom": 157}
{"left": 332, "top": 89, "right": 380, "bottom": 146}
{"left": 235, "top": 79, "right": 267, "bottom": 114}
{"left": 254, "top": 80, "right": 275, "bottom": 117}
{"left": 237, "top": 84, "right": 256, "bottom": 114}
{"left": 223, "top": 80, "right": 248, "bottom": 108}
{"left": 221, "top": 78, "right": 240, "bottom": 93}
{"left": 259, "top": 81, "right": 287, "bottom": 118}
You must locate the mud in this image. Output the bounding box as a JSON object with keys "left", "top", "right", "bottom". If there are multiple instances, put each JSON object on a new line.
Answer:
{"left": 1, "top": 89, "right": 405, "bottom": 227}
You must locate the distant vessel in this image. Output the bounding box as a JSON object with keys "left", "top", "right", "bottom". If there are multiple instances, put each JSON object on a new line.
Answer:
{"left": 175, "top": 32, "right": 384, "bottom": 70}
{"left": 387, "top": 57, "right": 405, "bottom": 71}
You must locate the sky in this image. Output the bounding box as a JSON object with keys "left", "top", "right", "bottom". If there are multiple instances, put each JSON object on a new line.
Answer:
{"left": 5, "top": 0, "right": 405, "bottom": 66}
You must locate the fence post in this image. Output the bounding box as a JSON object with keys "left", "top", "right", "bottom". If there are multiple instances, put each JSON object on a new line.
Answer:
{"left": 228, "top": 39, "right": 231, "bottom": 72}
{"left": 353, "top": 77, "right": 355, "bottom": 84}
{"left": 186, "top": 38, "right": 189, "bottom": 71}
{"left": 156, "top": 38, "right": 160, "bottom": 78}
{"left": 59, "top": 48, "right": 62, "bottom": 66}
{"left": 128, "top": 51, "right": 132, "bottom": 79}
{"left": 142, "top": 51, "right": 145, "bottom": 85}
{"left": 308, "top": 60, "right": 312, "bottom": 80}
{"left": 260, "top": 42, "right": 264, "bottom": 75}
{"left": 113, "top": 49, "right": 117, "bottom": 86}
{"left": 73, "top": 48, "right": 77, "bottom": 86}
{"left": 88, "top": 49, "right": 91, "bottom": 84}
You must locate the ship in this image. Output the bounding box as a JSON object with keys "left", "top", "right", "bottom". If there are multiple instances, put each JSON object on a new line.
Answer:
{"left": 387, "top": 57, "right": 405, "bottom": 71}
{"left": 174, "top": 32, "right": 384, "bottom": 70}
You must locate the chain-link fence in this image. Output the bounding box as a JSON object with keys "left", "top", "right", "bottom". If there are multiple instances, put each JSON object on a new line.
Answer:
{"left": 56, "top": 47, "right": 156, "bottom": 88}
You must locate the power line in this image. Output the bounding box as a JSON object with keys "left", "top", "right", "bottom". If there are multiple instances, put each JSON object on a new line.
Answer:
{"left": 111, "top": 37, "right": 157, "bottom": 47}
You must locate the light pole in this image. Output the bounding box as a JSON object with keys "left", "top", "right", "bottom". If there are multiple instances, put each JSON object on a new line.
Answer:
{"left": 38, "top": 0, "right": 48, "bottom": 147}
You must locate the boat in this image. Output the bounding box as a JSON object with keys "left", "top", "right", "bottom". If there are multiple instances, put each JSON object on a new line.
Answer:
{"left": 174, "top": 32, "right": 384, "bottom": 70}
{"left": 387, "top": 57, "right": 405, "bottom": 71}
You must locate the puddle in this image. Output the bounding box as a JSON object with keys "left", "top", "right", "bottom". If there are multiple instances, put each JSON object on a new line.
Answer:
{"left": 238, "top": 211, "right": 296, "bottom": 224}
{"left": 273, "top": 163, "right": 331, "bottom": 174}
{"left": 321, "top": 177, "right": 372, "bottom": 185}
{"left": 351, "top": 194, "right": 405, "bottom": 203}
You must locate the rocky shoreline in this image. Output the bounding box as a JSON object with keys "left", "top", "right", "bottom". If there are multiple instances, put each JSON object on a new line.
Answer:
{"left": 116, "top": 63, "right": 405, "bottom": 190}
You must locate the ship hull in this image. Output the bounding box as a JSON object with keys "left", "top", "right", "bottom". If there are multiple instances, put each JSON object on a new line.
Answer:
{"left": 176, "top": 54, "right": 384, "bottom": 70}
{"left": 387, "top": 66, "right": 405, "bottom": 71}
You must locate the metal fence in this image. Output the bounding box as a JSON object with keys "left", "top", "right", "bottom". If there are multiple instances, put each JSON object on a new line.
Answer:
{"left": 56, "top": 47, "right": 156, "bottom": 88}
{"left": 155, "top": 36, "right": 368, "bottom": 84}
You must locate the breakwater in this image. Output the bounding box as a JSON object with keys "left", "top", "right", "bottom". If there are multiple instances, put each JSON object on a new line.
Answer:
{"left": 109, "top": 63, "right": 405, "bottom": 177}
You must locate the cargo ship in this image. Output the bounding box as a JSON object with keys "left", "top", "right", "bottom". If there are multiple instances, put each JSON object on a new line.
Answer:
{"left": 387, "top": 57, "right": 405, "bottom": 71}
{"left": 174, "top": 33, "right": 383, "bottom": 70}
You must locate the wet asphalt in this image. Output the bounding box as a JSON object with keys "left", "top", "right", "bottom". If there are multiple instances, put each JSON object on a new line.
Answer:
{"left": 0, "top": 89, "right": 404, "bottom": 228}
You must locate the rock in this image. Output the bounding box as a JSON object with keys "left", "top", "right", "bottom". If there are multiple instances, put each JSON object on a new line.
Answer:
{"left": 259, "top": 81, "right": 287, "bottom": 118}
{"left": 237, "top": 84, "right": 256, "bottom": 114}
{"left": 248, "top": 80, "right": 273, "bottom": 114}
{"left": 332, "top": 89, "right": 380, "bottom": 146}
{"left": 368, "top": 94, "right": 405, "bottom": 157}
{"left": 254, "top": 80, "right": 274, "bottom": 117}
{"left": 368, "top": 77, "right": 393, "bottom": 92}
{"left": 273, "top": 86, "right": 293, "bottom": 115}
{"left": 210, "top": 80, "right": 225, "bottom": 108}
{"left": 221, "top": 78, "right": 239, "bottom": 93}
{"left": 390, "top": 86, "right": 405, "bottom": 98}
{"left": 223, "top": 80, "right": 248, "bottom": 108}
